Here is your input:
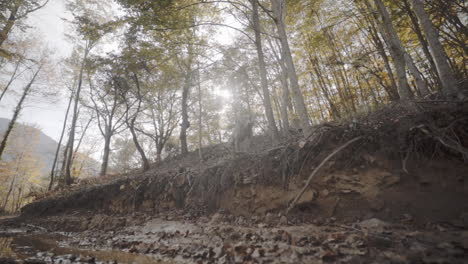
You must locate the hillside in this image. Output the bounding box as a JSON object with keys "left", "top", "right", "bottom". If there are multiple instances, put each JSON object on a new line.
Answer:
{"left": 0, "top": 117, "right": 58, "bottom": 174}
{"left": 1, "top": 103, "right": 467, "bottom": 263}
{"left": 0, "top": 118, "right": 99, "bottom": 176}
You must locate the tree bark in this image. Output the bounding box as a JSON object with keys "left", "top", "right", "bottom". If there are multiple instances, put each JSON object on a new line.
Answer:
{"left": 180, "top": 71, "right": 191, "bottom": 155}
{"left": 402, "top": 0, "right": 441, "bottom": 88}
{"left": 99, "top": 132, "right": 111, "bottom": 176}
{"left": 127, "top": 73, "right": 150, "bottom": 171}
{"left": 270, "top": 0, "right": 311, "bottom": 130}
{"left": 403, "top": 51, "right": 431, "bottom": 97}
{"left": 0, "top": 65, "right": 42, "bottom": 159}
{"left": 372, "top": 0, "right": 414, "bottom": 100}
{"left": 410, "top": 0, "right": 462, "bottom": 98}
{"left": 48, "top": 91, "right": 74, "bottom": 191}
{"left": 64, "top": 43, "right": 90, "bottom": 185}
{"left": 250, "top": 0, "right": 279, "bottom": 141}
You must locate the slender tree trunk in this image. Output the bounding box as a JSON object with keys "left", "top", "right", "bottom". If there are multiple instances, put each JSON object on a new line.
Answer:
{"left": 180, "top": 71, "right": 190, "bottom": 155}
{"left": 100, "top": 132, "right": 111, "bottom": 176}
{"left": 197, "top": 64, "right": 203, "bottom": 160}
{"left": 403, "top": 51, "right": 431, "bottom": 96}
{"left": 402, "top": 0, "right": 441, "bottom": 88}
{"left": 251, "top": 0, "right": 279, "bottom": 141}
{"left": 72, "top": 114, "right": 93, "bottom": 163}
{"left": 410, "top": 0, "right": 462, "bottom": 98}
{"left": 129, "top": 73, "right": 150, "bottom": 171}
{"left": 129, "top": 123, "right": 149, "bottom": 171}
{"left": 65, "top": 44, "right": 89, "bottom": 185}
{"left": 367, "top": 23, "right": 400, "bottom": 100}
{"left": 0, "top": 58, "right": 22, "bottom": 103}
{"left": 372, "top": 0, "right": 414, "bottom": 100}
{"left": 48, "top": 92, "right": 74, "bottom": 191}
{"left": 14, "top": 186, "right": 22, "bottom": 212}
{"left": 0, "top": 65, "right": 42, "bottom": 159}
{"left": 270, "top": 0, "right": 310, "bottom": 130}
{"left": 268, "top": 37, "right": 290, "bottom": 132}
{"left": 1, "top": 174, "right": 16, "bottom": 211}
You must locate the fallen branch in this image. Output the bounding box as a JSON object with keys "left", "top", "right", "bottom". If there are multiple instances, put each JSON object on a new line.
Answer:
{"left": 286, "top": 136, "right": 363, "bottom": 214}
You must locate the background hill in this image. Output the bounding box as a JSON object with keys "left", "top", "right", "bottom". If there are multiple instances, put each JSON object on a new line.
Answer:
{"left": 0, "top": 118, "right": 99, "bottom": 177}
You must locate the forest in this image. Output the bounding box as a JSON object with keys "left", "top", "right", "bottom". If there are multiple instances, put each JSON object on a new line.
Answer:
{"left": 0, "top": 0, "right": 467, "bottom": 263}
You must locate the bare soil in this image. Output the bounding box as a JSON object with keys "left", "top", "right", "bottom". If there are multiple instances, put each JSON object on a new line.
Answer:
{"left": 1, "top": 103, "right": 468, "bottom": 263}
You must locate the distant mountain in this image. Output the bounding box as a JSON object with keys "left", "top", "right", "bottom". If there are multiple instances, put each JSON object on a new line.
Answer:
{"left": 0, "top": 118, "right": 99, "bottom": 176}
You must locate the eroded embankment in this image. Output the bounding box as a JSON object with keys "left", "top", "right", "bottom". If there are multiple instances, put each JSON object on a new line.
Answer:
{"left": 21, "top": 103, "right": 468, "bottom": 227}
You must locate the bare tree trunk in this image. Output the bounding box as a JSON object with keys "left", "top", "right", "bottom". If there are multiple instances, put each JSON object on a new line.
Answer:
{"left": 366, "top": 21, "right": 400, "bottom": 100}
{"left": 402, "top": 0, "right": 441, "bottom": 88}
{"left": 0, "top": 58, "right": 22, "bottom": 103}
{"left": 372, "top": 0, "right": 414, "bottom": 100}
{"left": 270, "top": 0, "right": 310, "bottom": 130}
{"left": 403, "top": 51, "right": 431, "bottom": 96}
{"left": 197, "top": 64, "right": 203, "bottom": 160}
{"left": 251, "top": 0, "right": 279, "bottom": 141}
{"left": 99, "top": 132, "right": 111, "bottom": 176}
{"left": 410, "top": 0, "right": 462, "bottom": 98}
{"left": 180, "top": 71, "right": 191, "bottom": 155}
{"left": 0, "top": 65, "right": 42, "bottom": 159}
{"left": 48, "top": 92, "right": 74, "bottom": 191}
{"left": 65, "top": 43, "right": 90, "bottom": 185}
{"left": 126, "top": 73, "right": 150, "bottom": 171}
{"left": 1, "top": 174, "right": 16, "bottom": 211}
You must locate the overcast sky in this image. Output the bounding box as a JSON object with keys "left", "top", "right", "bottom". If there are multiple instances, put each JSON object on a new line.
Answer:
{"left": 0, "top": 0, "right": 72, "bottom": 141}
{"left": 0, "top": 0, "right": 239, "bottom": 144}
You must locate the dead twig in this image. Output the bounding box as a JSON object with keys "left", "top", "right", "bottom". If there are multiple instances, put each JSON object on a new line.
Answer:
{"left": 286, "top": 136, "right": 363, "bottom": 214}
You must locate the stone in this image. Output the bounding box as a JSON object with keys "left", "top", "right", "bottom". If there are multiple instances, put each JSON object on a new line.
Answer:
{"left": 358, "top": 218, "right": 389, "bottom": 230}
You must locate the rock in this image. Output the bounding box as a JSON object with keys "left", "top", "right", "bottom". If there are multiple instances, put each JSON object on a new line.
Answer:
{"left": 358, "top": 218, "right": 389, "bottom": 230}
{"left": 210, "top": 213, "right": 223, "bottom": 224}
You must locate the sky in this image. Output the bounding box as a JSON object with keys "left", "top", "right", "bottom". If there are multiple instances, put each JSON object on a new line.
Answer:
{"left": 0, "top": 0, "right": 239, "bottom": 144}
{"left": 0, "top": 0, "right": 72, "bottom": 141}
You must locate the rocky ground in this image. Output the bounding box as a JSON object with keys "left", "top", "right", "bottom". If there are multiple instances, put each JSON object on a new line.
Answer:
{"left": 1, "top": 210, "right": 468, "bottom": 263}
{"left": 1, "top": 103, "right": 468, "bottom": 263}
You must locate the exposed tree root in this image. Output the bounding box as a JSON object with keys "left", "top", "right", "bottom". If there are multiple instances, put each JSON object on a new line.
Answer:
{"left": 286, "top": 136, "right": 363, "bottom": 214}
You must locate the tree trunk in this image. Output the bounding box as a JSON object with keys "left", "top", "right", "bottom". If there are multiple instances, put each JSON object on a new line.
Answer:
{"left": 367, "top": 22, "right": 400, "bottom": 100}
{"left": 0, "top": 58, "right": 22, "bottom": 103}
{"left": 402, "top": 0, "right": 441, "bottom": 88}
{"left": 403, "top": 51, "right": 431, "bottom": 96}
{"left": 48, "top": 92, "right": 74, "bottom": 191}
{"left": 0, "top": 65, "right": 42, "bottom": 159}
{"left": 0, "top": 1, "right": 20, "bottom": 47}
{"left": 127, "top": 73, "right": 150, "bottom": 171}
{"left": 99, "top": 132, "right": 111, "bottom": 176}
{"left": 410, "top": 0, "right": 462, "bottom": 98}
{"left": 270, "top": 0, "right": 310, "bottom": 130}
{"left": 197, "top": 64, "right": 203, "bottom": 160}
{"left": 250, "top": 0, "right": 279, "bottom": 141}
{"left": 64, "top": 44, "right": 90, "bottom": 185}
{"left": 372, "top": 0, "right": 414, "bottom": 100}
{"left": 180, "top": 72, "right": 190, "bottom": 155}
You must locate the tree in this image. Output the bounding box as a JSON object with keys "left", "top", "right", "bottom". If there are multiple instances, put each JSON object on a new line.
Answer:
{"left": 0, "top": 0, "right": 49, "bottom": 47}
{"left": 410, "top": 0, "right": 463, "bottom": 98}
{"left": 0, "top": 62, "right": 42, "bottom": 159}
{"left": 250, "top": 0, "right": 279, "bottom": 140}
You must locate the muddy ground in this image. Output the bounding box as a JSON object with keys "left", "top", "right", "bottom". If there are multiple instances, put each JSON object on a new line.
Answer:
{"left": 1, "top": 103, "right": 468, "bottom": 263}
